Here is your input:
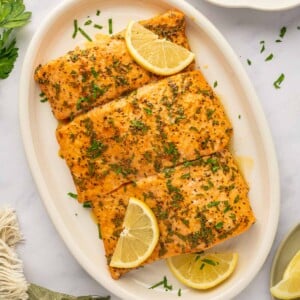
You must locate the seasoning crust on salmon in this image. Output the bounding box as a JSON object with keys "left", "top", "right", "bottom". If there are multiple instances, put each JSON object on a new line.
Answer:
{"left": 56, "top": 71, "right": 232, "bottom": 203}
{"left": 92, "top": 149, "right": 255, "bottom": 279}
{"left": 34, "top": 10, "right": 194, "bottom": 120}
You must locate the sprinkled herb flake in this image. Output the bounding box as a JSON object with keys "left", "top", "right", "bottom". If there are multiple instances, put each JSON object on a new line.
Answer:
{"left": 108, "top": 18, "right": 113, "bottom": 34}
{"left": 215, "top": 222, "right": 224, "bottom": 230}
{"left": 201, "top": 258, "right": 217, "bottom": 266}
{"left": 83, "top": 201, "right": 92, "bottom": 208}
{"left": 297, "top": 26, "right": 300, "bottom": 30}
{"left": 96, "top": 10, "right": 101, "bottom": 16}
{"left": 279, "top": 26, "right": 287, "bottom": 38}
{"left": 94, "top": 24, "right": 103, "bottom": 30}
{"left": 78, "top": 27, "right": 92, "bottom": 41}
{"left": 275, "top": 39, "right": 282, "bottom": 43}
{"left": 39, "top": 92, "right": 48, "bottom": 103}
{"left": 72, "top": 19, "right": 78, "bottom": 38}
{"left": 265, "top": 53, "right": 274, "bottom": 62}
{"left": 178, "top": 288, "right": 182, "bottom": 296}
{"left": 213, "top": 80, "right": 218, "bottom": 88}
{"left": 67, "top": 192, "right": 78, "bottom": 199}
{"left": 273, "top": 73, "right": 285, "bottom": 89}
{"left": 149, "top": 276, "right": 172, "bottom": 291}
{"left": 98, "top": 223, "right": 102, "bottom": 239}
{"left": 84, "top": 19, "right": 92, "bottom": 26}
{"left": 260, "top": 44, "right": 265, "bottom": 53}
{"left": 247, "top": 59, "right": 252, "bottom": 66}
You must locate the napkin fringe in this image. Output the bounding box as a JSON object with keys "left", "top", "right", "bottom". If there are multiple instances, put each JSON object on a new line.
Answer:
{"left": 0, "top": 208, "right": 22, "bottom": 246}
{"left": 0, "top": 209, "right": 28, "bottom": 300}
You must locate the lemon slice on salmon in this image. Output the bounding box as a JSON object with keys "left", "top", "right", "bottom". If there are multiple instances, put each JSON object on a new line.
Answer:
{"left": 110, "top": 197, "right": 159, "bottom": 268}
{"left": 125, "top": 21, "right": 195, "bottom": 76}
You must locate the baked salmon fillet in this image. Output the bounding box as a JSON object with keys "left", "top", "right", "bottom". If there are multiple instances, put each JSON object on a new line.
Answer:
{"left": 34, "top": 10, "right": 193, "bottom": 120}
{"left": 92, "top": 149, "right": 255, "bottom": 279}
{"left": 56, "top": 70, "right": 232, "bottom": 202}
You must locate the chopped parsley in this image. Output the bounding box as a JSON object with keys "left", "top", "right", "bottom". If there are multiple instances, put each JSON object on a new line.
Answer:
{"left": 149, "top": 276, "right": 173, "bottom": 291}
{"left": 260, "top": 41, "right": 265, "bottom": 53}
{"left": 273, "top": 73, "right": 285, "bottom": 89}
{"left": 83, "top": 201, "right": 92, "bottom": 208}
{"left": 87, "top": 139, "right": 107, "bottom": 159}
{"left": 78, "top": 27, "right": 92, "bottom": 41}
{"left": 84, "top": 19, "right": 92, "bottom": 26}
{"left": 108, "top": 18, "right": 113, "bottom": 34}
{"left": 279, "top": 26, "right": 287, "bottom": 38}
{"left": 96, "top": 10, "right": 101, "bottom": 16}
{"left": 213, "top": 80, "right": 218, "bottom": 88}
{"left": 247, "top": 59, "right": 252, "bottom": 66}
{"left": 94, "top": 24, "right": 103, "bottom": 30}
{"left": 72, "top": 19, "right": 78, "bottom": 38}
{"left": 67, "top": 192, "right": 78, "bottom": 199}
{"left": 265, "top": 53, "right": 273, "bottom": 61}
{"left": 201, "top": 258, "right": 218, "bottom": 266}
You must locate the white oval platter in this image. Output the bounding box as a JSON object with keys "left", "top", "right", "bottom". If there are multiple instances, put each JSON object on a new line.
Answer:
{"left": 19, "top": 0, "right": 280, "bottom": 299}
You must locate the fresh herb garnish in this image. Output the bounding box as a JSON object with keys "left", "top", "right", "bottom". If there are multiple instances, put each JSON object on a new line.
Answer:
{"left": 247, "top": 59, "right": 252, "bottom": 66}
{"left": 83, "top": 201, "right": 92, "bottom": 208}
{"left": 94, "top": 24, "right": 103, "bottom": 30}
{"left": 108, "top": 18, "right": 113, "bottom": 34}
{"left": 213, "top": 80, "right": 218, "bottom": 88}
{"left": 78, "top": 27, "right": 92, "bottom": 41}
{"left": 265, "top": 53, "right": 273, "bottom": 61}
{"left": 67, "top": 192, "right": 78, "bottom": 199}
{"left": 72, "top": 19, "right": 78, "bottom": 38}
{"left": 0, "top": 0, "right": 31, "bottom": 79}
{"left": 178, "top": 288, "right": 182, "bottom": 296}
{"left": 96, "top": 10, "right": 101, "bottom": 16}
{"left": 39, "top": 92, "right": 48, "bottom": 103}
{"left": 201, "top": 258, "right": 217, "bottom": 266}
{"left": 84, "top": 19, "right": 92, "bottom": 26}
{"left": 98, "top": 223, "right": 102, "bottom": 239}
{"left": 279, "top": 26, "right": 287, "bottom": 38}
{"left": 273, "top": 73, "right": 285, "bottom": 89}
{"left": 149, "top": 276, "right": 172, "bottom": 291}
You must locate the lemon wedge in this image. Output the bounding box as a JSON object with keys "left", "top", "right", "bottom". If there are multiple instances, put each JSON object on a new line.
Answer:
{"left": 109, "top": 197, "right": 159, "bottom": 268}
{"left": 270, "top": 250, "right": 300, "bottom": 299}
{"left": 270, "top": 272, "right": 300, "bottom": 299}
{"left": 125, "top": 21, "right": 195, "bottom": 76}
{"left": 167, "top": 252, "right": 238, "bottom": 290}
{"left": 283, "top": 250, "right": 300, "bottom": 279}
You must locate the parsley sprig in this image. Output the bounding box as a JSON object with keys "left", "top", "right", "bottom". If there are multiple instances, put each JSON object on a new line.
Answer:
{"left": 0, "top": 0, "right": 31, "bottom": 79}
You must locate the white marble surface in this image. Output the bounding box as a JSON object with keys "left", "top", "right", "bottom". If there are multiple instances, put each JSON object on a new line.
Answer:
{"left": 0, "top": 0, "right": 299, "bottom": 299}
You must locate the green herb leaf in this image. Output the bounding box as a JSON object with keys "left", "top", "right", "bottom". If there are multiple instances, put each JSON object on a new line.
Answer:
{"left": 108, "top": 18, "right": 113, "bottom": 34}
{"left": 27, "top": 283, "right": 110, "bottom": 300}
{"left": 0, "top": 0, "right": 31, "bottom": 28}
{"left": 265, "top": 53, "right": 273, "bottom": 61}
{"left": 78, "top": 27, "right": 92, "bottom": 41}
{"left": 0, "top": 28, "right": 18, "bottom": 79}
{"left": 247, "top": 59, "right": 251, "bottom": 66}
{"left": 67, "top": 192, "right": 78, "bottom": 199}
{"left": 213, "top": 80, "right": 218, "bottom": 88}
{"left": 273, "top": 73, "right": 285, "bottom": 89}
{"left": 279, "top": 26, "right": 287, "bottom": 38}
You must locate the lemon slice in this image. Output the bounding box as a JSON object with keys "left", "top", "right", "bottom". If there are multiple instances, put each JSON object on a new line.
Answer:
{"left": 167, "top": 252, "right": 238, "bottom": 290}
{"left": 270, "top": 272, "right": 300, "bottom": 299}
{"left": 125, "top": 21, "right": 195, "bottom": 76}
{"left": 283, "top": 250, "right": 300, "bottom": 279}
{"left": 109, "top": 197, "right": 159, "bottom": 268}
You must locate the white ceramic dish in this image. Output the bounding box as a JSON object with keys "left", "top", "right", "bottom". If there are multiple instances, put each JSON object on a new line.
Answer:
{"left": 204, "top": 0, "right": 300, "bottom": 11}
{"left": 19, "top": 0, "right": 280, "bottom": 299}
